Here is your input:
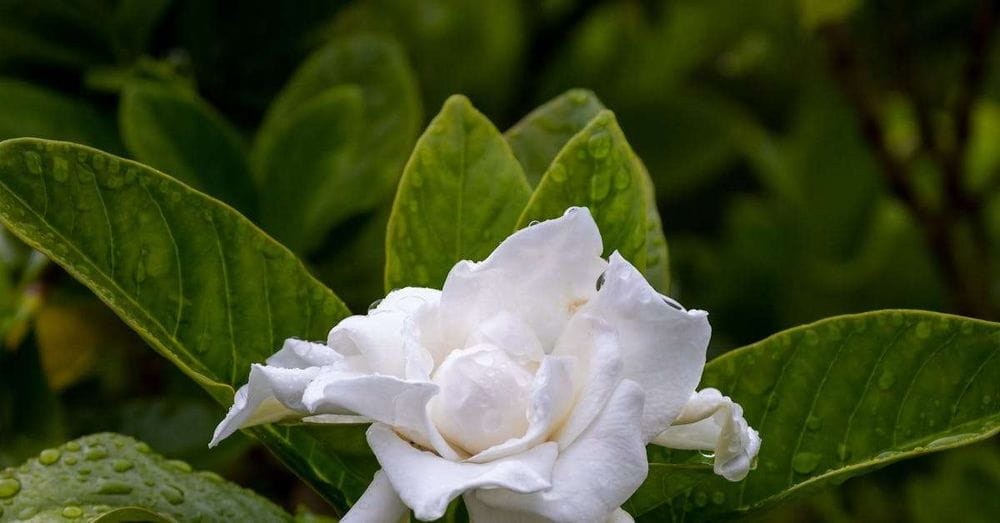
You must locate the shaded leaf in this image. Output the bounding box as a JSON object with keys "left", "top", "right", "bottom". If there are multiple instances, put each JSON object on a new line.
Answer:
{"left": 252, "top": 86, "right": 365, "bottom": 254}
{"left": 0, "top": 138, "right": 367, "bottom": 509}
{"left": 119, "top": 82, "right": 257, "bottom": 216}
{"left": 629, "top": 310, "right": 1000, "bottom": 521}
{"left": 0, "top": 78, "right": 118, "bottom": 151}
{"left": 517, "top": 110, "right": 648, "bottom": 269}
{"left": 0, "top": 432, "right": 290, "bottom": 521}
{"left": 385, "top": 95, "right": 531, "bottom": 290}
{"left": 0, "top": 334, "right": 64, "bottom": 468}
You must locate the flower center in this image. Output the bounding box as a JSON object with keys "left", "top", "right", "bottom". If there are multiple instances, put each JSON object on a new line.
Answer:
{"left": 429, "top": 344, "right": 534, "bottom": 455}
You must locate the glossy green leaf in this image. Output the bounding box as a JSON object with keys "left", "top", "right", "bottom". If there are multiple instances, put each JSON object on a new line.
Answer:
{"left": 628, "top": 310, "right": 1000, "bottom": 521}
{"left": 0, "top": 78, "right": 118, "bottom": 151}
{"left": 517, "top": 110, "right": 648, "bottom": 269}
{"left": 636, "top": 157, "right": 670, "bottom": 292}
{"left": 253, "top": 34, "right": 421, "bottom": 254}
{"left": 385, "top": 95, "right": 531, "bottom": 290}
{"left": 0, "top": 432, "right": 290, "bottom": 521}
{"left": 505, "top": 88, "right": 606, "bottom": 187}
{"left": 120, "top": 82, "right": 257, "bottom": 216}
{"left": 0, "top": 138, "right": 369, "bottom": 509}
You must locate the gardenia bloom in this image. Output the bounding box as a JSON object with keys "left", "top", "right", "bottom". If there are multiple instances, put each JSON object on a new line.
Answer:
{"left": 210, "top": 207, "right": 760, "bottom": 522}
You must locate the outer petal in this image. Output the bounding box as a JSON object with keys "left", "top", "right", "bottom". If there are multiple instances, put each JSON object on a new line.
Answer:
{"left": 210, "top": 363, "right": 321, "bottom": 447}
{"left": 653, "top": 388, "right": 761, "bottom": 481}
{"left": 265, "top": 338, "right": 343, "bottom": 368}
{"left": 467, "top": 355, "right": 576, "bottom": 463}
{"left": 464, "top": 495, "right": 633, "bottom": 523}
{"left": 580, "top": 252, "right": 710, "bottom": 441}
{"left": 551, "top": 314, "right": 623, "bottom": 449}
{"left": 439, "top": 207, "right": 607, "bottom": 352}
{"left": 302, "top": 371, "right": 462, "bottom": 461}
{"left": 341, "top": 470, "right": 408, "bottom": 523}
{"left": 368, "top": 423, "right": 558, "bottom": 521}
{"left": 475, "top": 380, "right": 648, "bottom": 523}
{"left": 328, "top": 288, "right": 440, "bottom": 377}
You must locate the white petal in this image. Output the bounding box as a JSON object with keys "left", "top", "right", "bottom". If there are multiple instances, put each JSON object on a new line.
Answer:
{"left": 301, "top": 371, "right": 462, "bottom": 461}
{"left": 475, "top": 380, "right": 648, "bottom": 523}
{"left": 467, "top": 355, "right": 576, "bottom": 463}
{"left": 368, "top": 423, "right": 558, "bottom": 521}
{"left": 581, "top": 252, "right": 710, "bottom": 441}
{"left": 653, "top": 388, "right": 762, "bottom": 481}
{"left": 341, "top": 470, "right": 408, "bottom": 523}
{"left": 328, "top": 288, "right": 441, "bottom": 377}
{"left": 463, "top": 493, "right": 547, "bottom": 523}
{"left": 466, "top": 310, "right": 546, "bottom": 365}
{"left": 608, "top": 508, "right": 635, "bottom": 522}
{"left": 440, "top": 207, "right": 607, "bottom": 352}
{"left": 209, "top": 364, "right": 320, "bottom": 447}
{"left": 550, "top": 314, "right": 623, "bottom": 448}
{"left": 265, "top": 338, "right": 343, "bottom": 368}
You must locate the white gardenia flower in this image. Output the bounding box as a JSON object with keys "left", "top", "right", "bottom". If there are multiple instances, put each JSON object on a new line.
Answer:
{"left": 210, "top": 207, "right": 761, "bottom": 522}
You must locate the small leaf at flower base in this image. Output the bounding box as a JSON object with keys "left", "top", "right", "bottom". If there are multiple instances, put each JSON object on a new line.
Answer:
{"left": 120, "top": 82, "right": 257, "bottom": 217}
{"left": 252, "top": 86, "right": 365, "bottom": 254}
{"left": 505, "top": 88, "right": 606, "bottom": 187}
{"left": 0, "top": 433, "right": 291, "bottom": 521}
{"left": 517, "top": 110, "right": 648, "bottom": 270}
{"left": 385, "top": 95, "right": 532, "bottom": 290}
{"left": 0, "top": 139, "right": 367, "bottom": 510}
{"left": 628, "top": 310, "right": 1000, "bottom": 521}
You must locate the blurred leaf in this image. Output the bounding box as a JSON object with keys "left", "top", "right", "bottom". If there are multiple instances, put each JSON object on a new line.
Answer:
{"left": 517, "top": 110, "right": 648, "bottom": 269}
{"left": 119, "top": 82, "right": 257, "bottom": 216}
{"left": 252, "top": 86, "right": 365, "bottom": 254}
{"left": 505, "top": 88, "right": 606, "bottom": 186}
{"left": 0, "top": 78, "right": 118, "bottom": 150}
{"left": 0, "top": 334, "right": 64, "bottom": 468}
{"left": 0, "top": 432, "right": 291, "bottom": 521}
{"left": 313, "top": 210, "right": 391, "bottom": 314}
{"left": 0, "top": 0, "right": 114, "bottom": 70}
{"left": 630, "top": 310, "right": 1000, "bottom": 521}
{"left": 906, "top": 442, "right": 1000, "bottom": 523}
{"left": 110, "top": 0, "right": 172, "bottom": 59}
{"left": 0, "top": 139, "right": 367, "bottom": 510}
{"left": 330, "top": 0, "right": 524, "bottom": 116}
{"left": 385, "top": 95, "right": 531, "bottom": 290}
{"left": 799, "top": 0, "right": 861, "bottom": 30}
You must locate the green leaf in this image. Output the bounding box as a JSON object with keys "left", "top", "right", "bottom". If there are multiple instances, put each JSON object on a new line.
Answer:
{"left": 0, "top": 335, "right": 65, "bottom": 468}
{"left": 505, "top": 88, "right": 606, "bottom": 187}
{"left": 252, "top": 86, "right": 365, "bottom": 254}
{"left": 0, "top": 138, "right": 368, "bottom": 509}
{"left": 636, "top": 157, "right": 670, "bottom": 292}
{"left": 119, "top": 82, "right": 257, "bottom": 217}
{"left": 0, "top": 78, "right": 118, "bottom": 151}
{"left": 0, "top": 432, "right": 290, "bottom": 521}
{"left": 253, "top": 34, "right": 422, "bottom": 254}
{"left": 628, "top": 310, "right": 1000, "bottom": 521}
{"left": 385, "top": 95, "right": 531, "bottom": 290}
{"left": 517, "top": 110, "right": 648, "bottom": 270}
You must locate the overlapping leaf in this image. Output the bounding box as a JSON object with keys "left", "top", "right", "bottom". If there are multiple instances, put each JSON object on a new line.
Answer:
{"left": 628, "top": 310, "right": 1000, "bottom": 521}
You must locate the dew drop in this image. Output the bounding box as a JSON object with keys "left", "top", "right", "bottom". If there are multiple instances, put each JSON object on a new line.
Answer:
{"left": 806, "top": 415, "right": 823, "bottom": 431}
{"left": 549, "top": 163, "right": 567, "bottom": 183}
{"left": 112, "top": 459, "right": 133, "bottom": 473}
{"left": 694, "top": 491, "right": 708, "bottom": 507}
{"left": 17, "top": 506, "right": 37, "bottom": 520}
{"left": 0, "top": 478, "right": 20, "bottom": 499}
{"left": 698, "top": 450, "right": 715, "bottom": 460}
{"left": 711, "top": 491, "right": 725, "bottom": 505}
{"left": 84, "top": 446, "right": 107, "bottom": 461}
{"left": 836, "top": 443, "right": 852, "bottom": 461}
{"left": 877, "top": 370, "right": 895, "bottom": 391}
{"left": 161, "top": 485, "right": 185, "bottom": 505}
{"left": 804, "top": 330, "right": 819, "bottom": 346}
{"left": 915, "top": 321, "right": 931, "bottom": 339}
{"left": 23, "top": 151, "right": 42, "bottom": 175}
{"left": 62, "top": 506, "right": 83, "bottom": 519}
{"left": 587, "top": 132, "right": 612, "bottom": 159}
{"left": 39, "top": 448, "right": 61, "bottom": 465}
{"left": 64, "top": 456, "right": 78, "bottom": 465}
{"left": 65, "top": 442, "right": 81, "bottom": 452}
{"left": 528, "top": 220, "right": 540, "bottom": 227}
{"left": 791, "top": 452, "right": 821, "bottom": 474}
{"left": 569, "top": 90, "right": 588, "bottom": 105}
{"left": 481, "top": 409, "right": 503, "bottom": 433}
{"left": 97, "top": 480, "right": 133, "bottom": 495}
{"left": 134, "top": 442, "right": 151, "bottom": 454}
{"left": 589, "top": 172, "right": 611, "bottom": 201}
{"left": 198, "top": 471, "right": 224, "bottom": 483}
{"left": 612, "top": 168, "right": 630, "bottom": 190}
{"left": 166, "top": 460, "right": 192, "bottom": 473}
{"left": 368, "top": 299, "right": 383, "bottom": 312}
{"left": 53, "top": 158, "right": 70, "bottom": 182}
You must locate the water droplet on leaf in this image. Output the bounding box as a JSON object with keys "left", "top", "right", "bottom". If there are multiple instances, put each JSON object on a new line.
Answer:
{"left": 791, "top": 452, "right": 821, "bottom": 474}
{"left": 0, "top": 478, "right": 20, "bottom": 498}
{"left": 38, "top": 449, "right": 61, "bottom": 465}
{"left": 61, "top": 506, "right": 83, "bottom": 519}
{"left": 587, "top": 132, "right": 612, "bottom": 159}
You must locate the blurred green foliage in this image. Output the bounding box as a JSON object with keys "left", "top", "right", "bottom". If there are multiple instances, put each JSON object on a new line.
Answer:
{"left": 0, "top": 0, "right": 998, "bottom": 520}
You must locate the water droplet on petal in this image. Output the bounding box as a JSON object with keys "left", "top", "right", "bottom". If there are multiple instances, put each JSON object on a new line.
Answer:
{"left": 368, "top": 299, "right": 383, "bottom": 312}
